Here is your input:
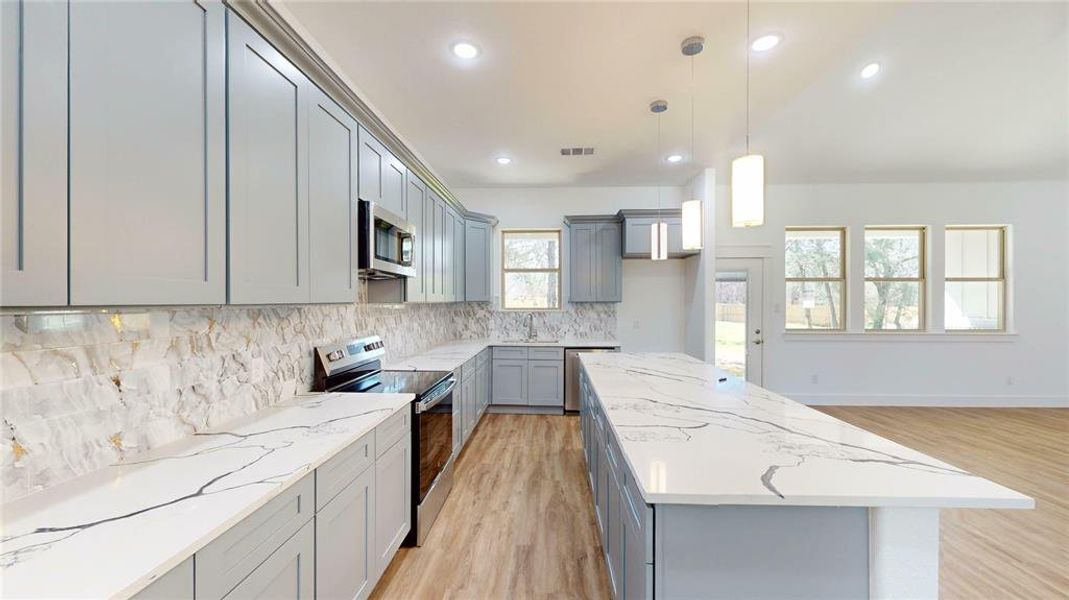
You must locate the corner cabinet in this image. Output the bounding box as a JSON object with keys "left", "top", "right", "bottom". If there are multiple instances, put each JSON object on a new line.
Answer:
{"left": 1, "top": 0, "right": 68, "bottom": 307}
{"left": 566, "top": 216, "right": 622, "bottom": 302}
{"left": 226, "top": 13, "right": 310, "bottom": 304}
{"left": 464, "top": 214, "right": 495, "bottom": 302}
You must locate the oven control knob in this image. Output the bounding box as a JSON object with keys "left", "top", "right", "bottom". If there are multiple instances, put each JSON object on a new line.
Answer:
{"left": 327, "top": 350, "right": 343, "bottom": 362}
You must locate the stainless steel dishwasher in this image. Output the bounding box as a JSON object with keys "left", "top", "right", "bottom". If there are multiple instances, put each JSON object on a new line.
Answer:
{"left": 564, "top": 347, "right": 619, "bottom": 412}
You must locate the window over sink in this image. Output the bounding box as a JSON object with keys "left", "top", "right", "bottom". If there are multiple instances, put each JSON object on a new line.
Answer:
{"left": 501, "top": 229, "right": 561, "bottom": 310}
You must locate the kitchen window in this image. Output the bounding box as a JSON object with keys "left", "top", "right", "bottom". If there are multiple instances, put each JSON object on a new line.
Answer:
{"left": 864, "top": 227, "right": 926, "bottom": 330}
{"left": 945, "top": 226, "right": 1006, "bottom": 330}
{"left": 501, "top": 229, "right": 561, "bottom": 310}
{"left": 784, "top": 227, "right": 846, "bottom": 330}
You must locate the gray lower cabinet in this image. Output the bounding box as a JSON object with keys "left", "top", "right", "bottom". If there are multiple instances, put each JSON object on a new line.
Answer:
{"left": 133, "top": 557, "right": 193, "bottom": 600}
{"left": 227, "top": 13, "right": 310, "bottom": 304}
{"left": 308, "top": 87, "right": 358, "bottom": 304}
{"left": 452, "top": 377, "right": 464, "bottom": 454}
{"left": 196, "top": 474, "right": 315, "bottom": 599}
{"left": 316, "top": 466, "right": 375, "bottom": 600}
{"left": 566, "top": 218, "right": 622, "bottom": 303}
{"left": 491, "top": 359, "right": 528, "bottom": 405}
{"left": 0, "top": 0, "right": 68, "bottom": 307}
{"left": 374, "top": 435, "right": 411, "bottom": 579}
{"left": 527, "top": 360, "right": 565, "bottom": 407}
{"left": 405, "top": 175, "right": 428, "bottom": 302}
{"left": 462, "top": 367, "right": 477, "bottom": 442}
{"left": 464, "top": 220, "right": 492, "bottom": 302}
{"left": 224, "top": 519, "right": 315, "bottom": 600}
{"left": 68, "top": 0, "right": 227, "bottom": 306}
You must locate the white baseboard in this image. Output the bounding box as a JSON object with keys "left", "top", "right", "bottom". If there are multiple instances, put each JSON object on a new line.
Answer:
{"left": 787, "top": 393, "right": 1069, "bottom": 408}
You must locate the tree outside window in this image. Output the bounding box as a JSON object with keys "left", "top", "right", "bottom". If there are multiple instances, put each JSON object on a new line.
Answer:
{"left": 785, "top": 228, "right": 846, "bottom": 330}
{"left": 864, "top": 227, "right": 926, "bottom": 330}
{"left": 502, "top": 230, "right": 561, "bottom": 310}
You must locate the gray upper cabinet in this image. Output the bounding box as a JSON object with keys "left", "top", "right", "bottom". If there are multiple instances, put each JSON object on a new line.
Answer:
{"left": 68, "top": 1, "right": 226, "bottom": 306}
{"left": 227, "top": 13, "right": 310, "bottom": 304}
{"left": 528, "top": 360, "right": 565, "bottom": 407}
{"left": 316, "top": 465, "right": 375, "bottom": 600}
{"left": 453, "top": 211, "right": 465, "bottom": 302}
{"left": 566, "top": 217, "right": 622, "bottom": 302}
{"left": 619, "top": 209, "right": 694, "bottom": 259}
{"left": 405, "top": 174, "right": 428, "bottom": 302}
{"left": 1, "top": 0, "right": 68, "bottom": 307}
{"left": 358, "top": 127, "right": 406, "bottom": 219}
{"left": 464, "top": 219, "right": 492, "bottom": 302}
{"left": 308, "top": 87, "right": 358, "bottom": 304}
{"left": 426, "top": 191, "right": 445, "bottom": 302}
{"left": 443, "top": 207, "right": 455, "bottom": 301}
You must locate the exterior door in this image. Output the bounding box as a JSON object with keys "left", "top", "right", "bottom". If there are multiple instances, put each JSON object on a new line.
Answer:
{"left": 714, "top": 258, "right": 765, "bottom": 385}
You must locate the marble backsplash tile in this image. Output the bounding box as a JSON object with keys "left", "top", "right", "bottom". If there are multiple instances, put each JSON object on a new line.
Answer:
{"left": 1, "top": 294, "right": 615, "bottom": 502}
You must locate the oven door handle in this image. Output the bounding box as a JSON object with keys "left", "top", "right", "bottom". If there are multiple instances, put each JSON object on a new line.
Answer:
{"left": 415, "top": 378, "right": 457, "bottom": 413}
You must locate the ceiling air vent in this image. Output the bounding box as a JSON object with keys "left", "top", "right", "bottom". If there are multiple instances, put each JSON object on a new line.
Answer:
{"left": 560, "top": 147, "right": 595, "bottom": 156}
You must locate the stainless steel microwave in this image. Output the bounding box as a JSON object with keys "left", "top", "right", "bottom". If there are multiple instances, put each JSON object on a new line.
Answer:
{"left": 358, "top": 200, "right": 416, "bottom": 279}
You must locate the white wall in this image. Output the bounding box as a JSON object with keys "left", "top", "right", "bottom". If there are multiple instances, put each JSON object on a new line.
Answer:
{"left": 682, "top": 169, "right": 717, "bottom": 360}
{"left": 455, "top": 186, "right": 688, "bottom": 352}
{"left": 714, "top": 180, "right": 1069, "bottom": 407}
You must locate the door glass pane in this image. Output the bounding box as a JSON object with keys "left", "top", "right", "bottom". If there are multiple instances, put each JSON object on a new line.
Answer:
{"left": 785, "top": 230, "right": 842, "bottom": 278}
{"left": 945, "top": 281, "right": 1003, "bottom": 330}
{"left": 715, "top": 273, "right": 747, "bottom": 377}
{"left": 865, "top": 281, "right": 922, "bottom": 330}
{"left": 503, "top": 272, "right": 560, "bottom": 309}
{"left": 786, "top": 281, "right": 844, "bottom": 330}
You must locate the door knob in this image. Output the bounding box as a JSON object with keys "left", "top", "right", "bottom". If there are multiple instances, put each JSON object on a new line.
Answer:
{"left": 754, "top": 328, "right": 761, "bottom": 335}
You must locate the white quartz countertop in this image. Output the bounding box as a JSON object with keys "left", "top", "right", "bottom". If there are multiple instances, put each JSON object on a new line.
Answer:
{"left": 0, "top": 392, "right": 413, "bottom": 599}
{"left": 580, "top": 352, "right": 1033, "bottom": 509}
{"left": 384, "top": 338, "right": 620, "bottom": 372}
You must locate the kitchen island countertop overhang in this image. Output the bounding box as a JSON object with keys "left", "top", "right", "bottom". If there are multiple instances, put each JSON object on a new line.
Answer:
{"left": 578, "top": 351, "right": 1033, "bottom": 509}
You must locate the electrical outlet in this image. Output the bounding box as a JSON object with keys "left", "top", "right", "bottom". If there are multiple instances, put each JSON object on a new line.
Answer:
{"left": 1005, "top": 376, "right": 1015, "bottom": 386}
{"left": 811, "top": 374, "right": 820, "bottom": 384}
{"left": 633, "top": 320, "right": 641, "bottom": 330}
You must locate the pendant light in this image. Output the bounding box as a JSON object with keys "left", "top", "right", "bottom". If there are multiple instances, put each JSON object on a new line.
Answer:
{"left": 650, "top": 100, "right": 669, "bottom": 261}
{"left": 680, "top": 36, "right": 704, "bottom": 250}
{"left": 732, "top": 0, "right": 765, "bottom": 228}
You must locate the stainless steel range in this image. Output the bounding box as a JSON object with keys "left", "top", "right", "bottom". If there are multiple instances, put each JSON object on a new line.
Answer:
{"left": 313, "top": 335, "right": 455, "bottom": 546}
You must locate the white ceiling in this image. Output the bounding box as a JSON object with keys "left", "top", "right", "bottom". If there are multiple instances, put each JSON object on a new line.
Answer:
{"left": 277, "top": 1, "right": 1068, "bottom": 187}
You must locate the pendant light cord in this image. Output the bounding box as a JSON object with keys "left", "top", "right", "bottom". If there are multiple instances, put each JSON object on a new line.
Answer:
{"left": 746, "top": 0, "right": 751, "bottom": 155}
{"left": 657, "top": 110, "right": 662, "bottom": 220}
{"left": 690, "top": 55, "right": 695, "bottom": 163}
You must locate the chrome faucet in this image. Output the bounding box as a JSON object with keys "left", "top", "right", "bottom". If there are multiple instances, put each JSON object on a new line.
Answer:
{"left": 525, "top": 313, "right": 536, "bottom": 341}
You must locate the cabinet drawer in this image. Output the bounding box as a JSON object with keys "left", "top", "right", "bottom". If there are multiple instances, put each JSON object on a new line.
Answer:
{"left": 493, "top": 346, "right": 528, "bottom": 360}
{"left": 195, "top": 473, "right": 315, "bottom": 600}
{"left": 528, "top": 347, "right": 564, "bottom": 361}
{"left": 376, "top": 407, "right": 410, "bottom": 459}
{"left": 462, "top": 358, "right": 477, "bottom": 381}
{"left": 316, "top": 430, "right": 374, "bottom": 511}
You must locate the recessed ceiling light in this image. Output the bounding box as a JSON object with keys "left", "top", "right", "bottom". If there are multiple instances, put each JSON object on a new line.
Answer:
{"left": 452, "top": 42, "right": 479, "bottom": 60}
{"left": 666, "top": 154, "right": 684, "bottom": 164}
{"left": 860, "top": 62, "right": 881, "bottom": 79}
{"left": 751, "top": 34, "right": 781, "bottom": 52}
{"left": 495, "top": 156, "right": 512, "bottom": 165}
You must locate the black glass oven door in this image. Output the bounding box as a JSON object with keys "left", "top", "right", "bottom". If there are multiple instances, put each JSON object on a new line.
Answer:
{"left": 417, "top": 390, "right": 453, "bottom": 502}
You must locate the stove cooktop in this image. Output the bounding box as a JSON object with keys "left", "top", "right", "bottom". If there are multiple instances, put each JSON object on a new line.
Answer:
{"left": 333, "top": 369, "right": 452, "bottom": 397}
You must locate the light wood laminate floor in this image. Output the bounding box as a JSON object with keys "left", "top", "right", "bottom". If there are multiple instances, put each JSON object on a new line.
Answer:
{"left": 372, "top": 409, "right": 1067, "bottom": 599}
